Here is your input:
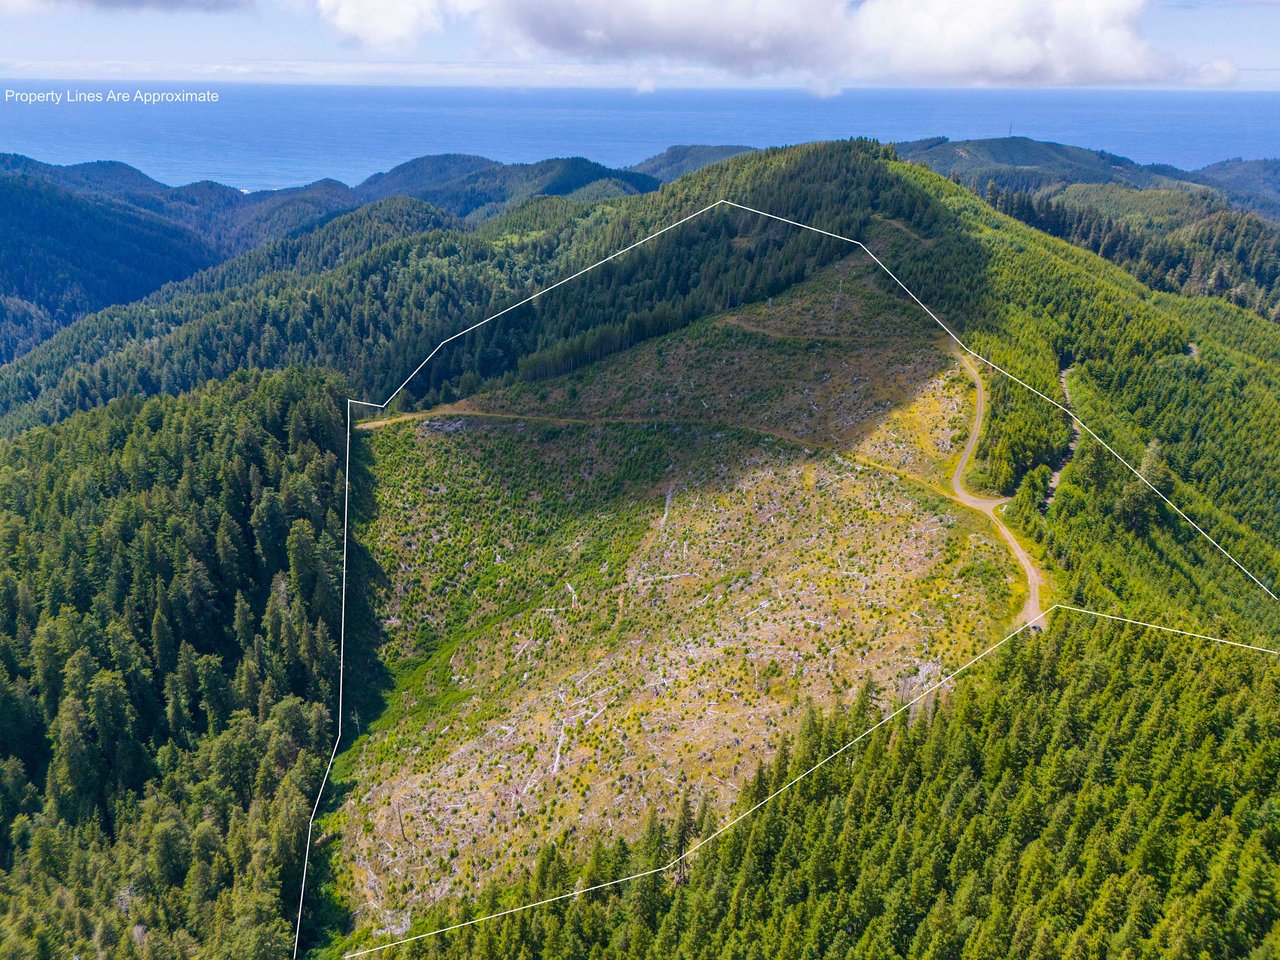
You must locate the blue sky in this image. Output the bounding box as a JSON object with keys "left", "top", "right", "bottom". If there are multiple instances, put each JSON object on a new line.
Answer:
{"left": 1, "top": 0, "right": 1278, "bottom": 89}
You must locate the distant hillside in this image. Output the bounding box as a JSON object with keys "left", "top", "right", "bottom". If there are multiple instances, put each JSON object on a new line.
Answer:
{"left": 0, "top": 173, "right": 219, "bottom": 362}
{"left": 899, "top": 137, "right": 1280, "bottom": 320}
{"left": 898, "top": 136, "right": 1280, "bottom": 224}
{"left": 629, "top": 144, "right": 757, "bottom": 182}
{"left": 168, "top": 195, "right": 459, "bottom": 299}
{"left": 350, "top": 153, "right": 495, "bottom": 201}
{"left": 0, "top": 153, "right": 357, "bottom": 252}
{"left": 357, "top": 155, "right": 660, "bottom": 220}
{"left": 1184, "top": 157, "right": 1280, "bottom": 221}
{"left": 0, "top": 151, "right": 661, "bottom": 360}
{"left": 0, "top": 150, "right": 660, "bottom": 253}
{"left": 896, "top": 136, "right": 1176, "bottom": 193}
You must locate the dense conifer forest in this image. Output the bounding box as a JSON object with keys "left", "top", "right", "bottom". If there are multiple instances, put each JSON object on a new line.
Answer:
{"left": 0, "top": 370, "right": 354, "bottom": 958}
{"left": 0, "top": 138, "right": 1276, "bottom": 958}
{"left": 985, "top": 185, "right": 1280, "bottom": 321}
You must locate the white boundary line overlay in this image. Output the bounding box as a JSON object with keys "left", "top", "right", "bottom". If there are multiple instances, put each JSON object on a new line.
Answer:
{"left": 341, "top": 603, "right": 1277, "bottom": 958}
{"left": 292, "top": 198, "right": 1280, "bottom": 957}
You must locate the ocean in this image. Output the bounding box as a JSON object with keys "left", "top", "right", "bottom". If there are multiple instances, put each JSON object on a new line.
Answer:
{"left": 1, "top": 84, "right": 1277, "bottom": 191}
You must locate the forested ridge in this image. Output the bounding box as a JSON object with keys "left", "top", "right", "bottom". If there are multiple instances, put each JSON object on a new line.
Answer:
{"left": 0, "top": 195, "right": 457, "bottom": 427}
{"left": 0, "top": 150, "right": 663, "bottom": 253}
{"left": 899, "top": 136, "right": 1280, "bottom": 323}
{"left": 0, "top": 150, "right": 668, "bottom": 366}
{"left": 627, "top": 145, "right": 756, "bottom": 182}
{"left": 897, "top": 136, "right": 1280, "bottom": 222}
{"left": 1182, "top": 157, "right": 1280, "bottom": 222}
{"left": 0, "top": 140, "right": 973, "bottom": 436}
{"left": 896, "top": 136, "right": 1173, "bottom": 193}
{"left": 0, "top": 138, "right": 1277, "bottom": 958}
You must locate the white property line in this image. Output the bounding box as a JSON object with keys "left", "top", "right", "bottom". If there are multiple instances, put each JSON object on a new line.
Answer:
{"left": 292, "top": 198, "right": 1280, "bottom": 957}
{"left": 292, "top": 198, "right": 725, "bottom": 956}
{"left": 717, "top": 200, "right": 1279, "bottom": 604}
{"left": 1053, "top": 605, "right": 1280, "bottom": 657}
{"left": 341, "top": 602, "right": 1278, "bottom": 958}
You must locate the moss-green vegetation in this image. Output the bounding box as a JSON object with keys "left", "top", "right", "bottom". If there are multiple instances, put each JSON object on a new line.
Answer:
{"left": 326, "top": 257, "right": 1022, "bottom": 938}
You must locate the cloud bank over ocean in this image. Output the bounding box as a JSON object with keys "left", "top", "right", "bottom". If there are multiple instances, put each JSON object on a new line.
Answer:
{"left": 313, "top": 0, "right": 1225, "bottom": 88}
{"left": 0, "top": 0, "right": 1248, "bottom": 88}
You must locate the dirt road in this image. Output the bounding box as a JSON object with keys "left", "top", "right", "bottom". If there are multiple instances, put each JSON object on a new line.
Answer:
{"left": 952, "top": 349, "right": 1044, "bottom": 625}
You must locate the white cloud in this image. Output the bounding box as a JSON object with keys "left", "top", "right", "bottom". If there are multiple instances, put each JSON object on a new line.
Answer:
{"left": 1191, "top": 57, "right": 1239, "bottom": 85}
{"left": 489, "top": 1, "right": 860, "bottom": 77}
{"left": 305, "top": 0, "right": 1226, "bottom": 87}
{"left": 311, "top": 0, "right": 469, "bottom": 48}
{"left": 845, "top": 0, "right": 1169, "bottom": 84}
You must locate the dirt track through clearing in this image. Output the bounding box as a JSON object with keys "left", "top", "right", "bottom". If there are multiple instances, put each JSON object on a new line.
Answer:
{"left": 951, "top": 349, "right": 1044, "bottom": 625}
